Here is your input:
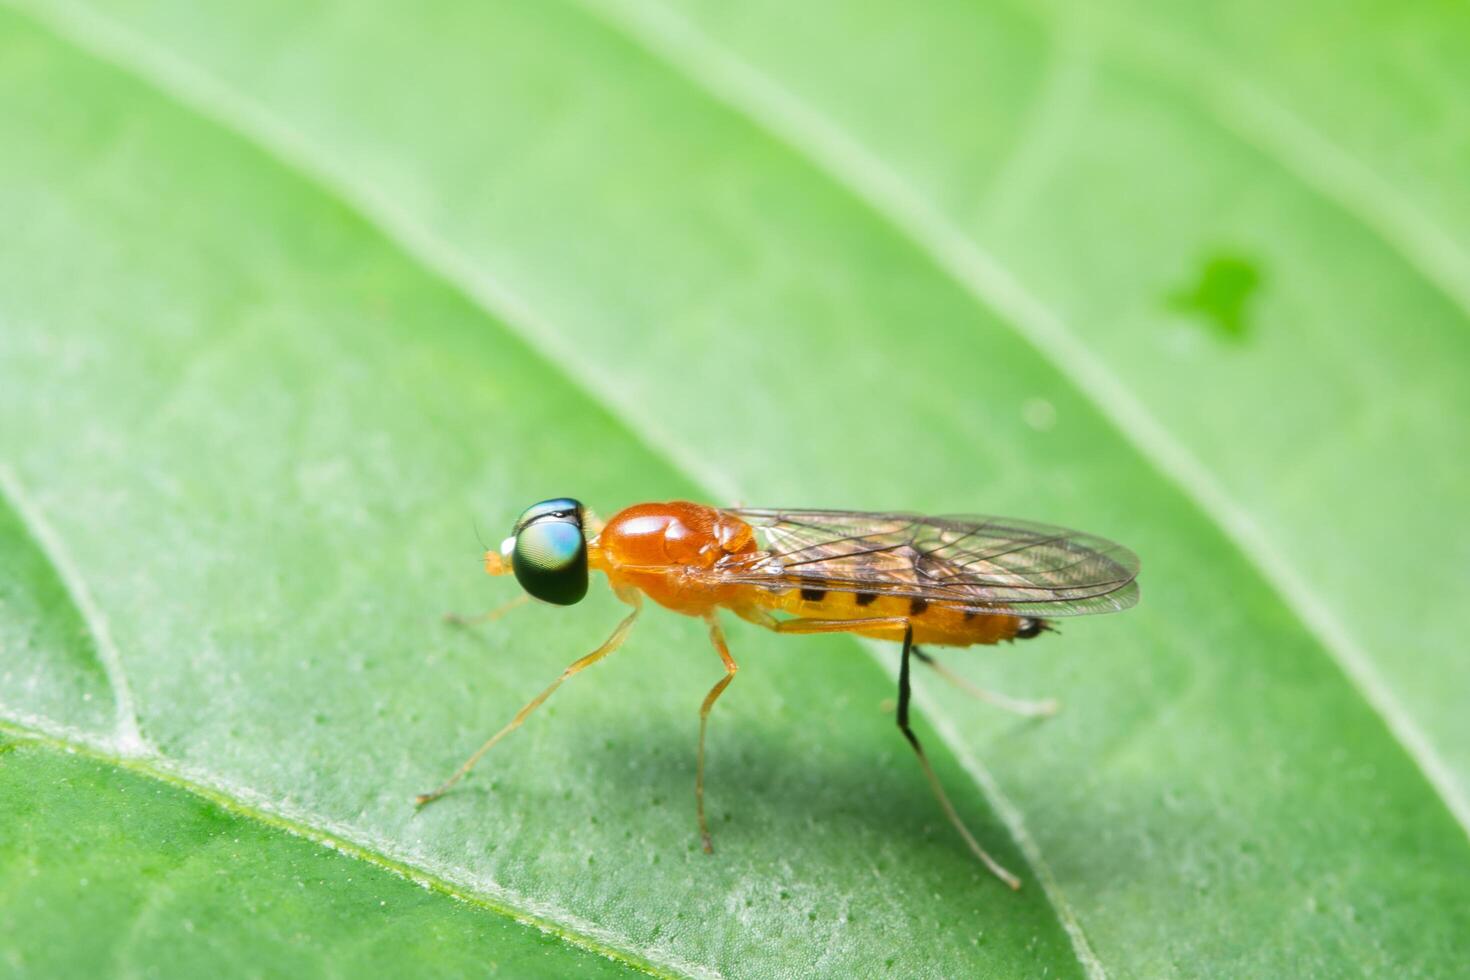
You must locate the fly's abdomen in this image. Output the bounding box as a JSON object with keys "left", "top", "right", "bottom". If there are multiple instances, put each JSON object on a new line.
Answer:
{"left": 757, "top": 586, "right": 1027, "bottom": 646}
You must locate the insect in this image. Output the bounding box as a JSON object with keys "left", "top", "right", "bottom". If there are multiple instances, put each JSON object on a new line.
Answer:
{"left": 416, "top": 498, "right": 1140, "bottom": 888}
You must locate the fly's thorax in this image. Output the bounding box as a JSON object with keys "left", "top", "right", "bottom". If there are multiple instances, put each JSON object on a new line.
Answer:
{"left": 599, "top": 501, "right": 756, "bottom": 570}
{"left": 595, "top": 501, "right": 757, "bottom": 615}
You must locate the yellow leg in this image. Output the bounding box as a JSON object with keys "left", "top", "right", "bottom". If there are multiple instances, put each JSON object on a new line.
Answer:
{"left": 697, "top": 614, "right": 739, "bottom": 853}
{"left": 765, "top": 616, "right": 1057, "bottom": 717}
{"left": 911, "top": 646, "right": 1058, "bottom": 717}
{"left": 442, "top": 592, "right": 530, "bottom": 627}
{"left": 730, "top": 604, "right": 779, "bottom": 630}
{"left": 772, "top": 616, "right": 909, "bottom": 635}
{"left": 415, "top": 590, "right": 642, "bottom": 806}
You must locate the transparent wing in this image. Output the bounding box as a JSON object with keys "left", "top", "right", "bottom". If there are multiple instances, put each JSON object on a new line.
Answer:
{"left": 716, "top": 508, "right": 1140, "bottom": 617}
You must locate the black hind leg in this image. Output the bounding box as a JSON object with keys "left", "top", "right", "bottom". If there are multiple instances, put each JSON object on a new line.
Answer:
{"left": 896, "top": 626, "right": 1021, "bottom": 888}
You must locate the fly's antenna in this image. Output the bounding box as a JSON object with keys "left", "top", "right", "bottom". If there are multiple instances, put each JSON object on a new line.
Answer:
{"left": 444, "top": 516, "right": 521, "bottom": 623}
{"left": 470, "top": 518, "right": 497, "bottom": 567}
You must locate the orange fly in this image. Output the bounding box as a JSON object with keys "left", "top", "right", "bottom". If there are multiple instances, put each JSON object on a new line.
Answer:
{"left": 416, "top": 498, "right": 1140, "bottom": 888}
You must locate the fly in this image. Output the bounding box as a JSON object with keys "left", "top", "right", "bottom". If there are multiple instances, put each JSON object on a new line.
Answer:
{"left": 416, "top": 498, "right": 1140, "bottom": 889}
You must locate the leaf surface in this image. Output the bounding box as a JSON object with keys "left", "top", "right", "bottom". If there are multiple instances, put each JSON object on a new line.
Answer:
{"left": 1, "top": 1, "right": 1467, "bottom": 976}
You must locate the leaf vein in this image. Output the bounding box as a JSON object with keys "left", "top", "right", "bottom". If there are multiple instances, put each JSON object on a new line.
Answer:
{"left": 0, "top": 715, "right": 709, "bottom": 980}
{"left": 977, "top": 18, "right": 1095, "bottom": 233}
{"left": 0, "top": 463, "right": 145, "bottom": 755}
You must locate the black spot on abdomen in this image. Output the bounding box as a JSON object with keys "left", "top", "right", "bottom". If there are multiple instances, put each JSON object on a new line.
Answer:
{"left": 800, "top": 587, "right": 827, "bottom": 602}
{"left": 855, "top": 591, "right": 877, "bottom": 606}
{"left": 909, "top": 598, "right": 929, "bottom": 616}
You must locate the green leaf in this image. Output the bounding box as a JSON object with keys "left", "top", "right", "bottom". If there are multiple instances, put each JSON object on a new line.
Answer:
{"left": 1, "top": 0, "right": 1467, "bottom": 976}
{"left": 0, "top": 734, "right": 635, "bottom": 977}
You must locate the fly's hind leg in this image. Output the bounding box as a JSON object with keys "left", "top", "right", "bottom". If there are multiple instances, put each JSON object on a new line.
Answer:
{"left": 415, "top": 589, "right": 643, "bottom": 806}
{"left": 911, "top": 646, "right": 1058, "bottom": 717}
{"left": 762, "top": 615, "right": 1023, "bottom": 887}
{"left": 898, "top": 625, "right": 1022, "bottom": 890}
{"left": 771, "top": 616, "right": 910, "bottom": 636}
{"left": 696, "top": 614, "right": 739, "bottom": 853}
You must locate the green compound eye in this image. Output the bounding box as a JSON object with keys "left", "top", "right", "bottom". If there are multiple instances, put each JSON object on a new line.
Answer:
{"left": 514, "top": 497, "right": 583, "bottom": 533}
{"left": 512, "top": 500, "right": 588, "bottom": 605}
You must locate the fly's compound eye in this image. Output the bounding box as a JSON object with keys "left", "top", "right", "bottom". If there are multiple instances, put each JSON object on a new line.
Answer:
{"left": 511, "top": 498, "right": 588, "bottom": 605}
{"left": 513, "top": 497, "right": 584, "bottom": 533}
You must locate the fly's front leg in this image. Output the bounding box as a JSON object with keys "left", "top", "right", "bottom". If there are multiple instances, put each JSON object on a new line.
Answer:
{"left": 443, "top": 593, "right": 531, "bottom": 628}
{"left": 416, "top": 588, "right": 643, "bottom": 806}
{"left": 443, "top": 544, "right": 523, "bottom": 624}
{"left": 696, "top": 614, "right": 739, "bottom": 853}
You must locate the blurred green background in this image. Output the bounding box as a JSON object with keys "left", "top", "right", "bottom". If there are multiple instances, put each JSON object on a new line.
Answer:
{"left": 2, "top": 1, "right": 1468, "bottom": 976}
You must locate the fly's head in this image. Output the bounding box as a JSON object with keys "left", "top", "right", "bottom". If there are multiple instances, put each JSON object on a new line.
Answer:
{"left": 498, "top": 497, "right": 588, "bottom": 605}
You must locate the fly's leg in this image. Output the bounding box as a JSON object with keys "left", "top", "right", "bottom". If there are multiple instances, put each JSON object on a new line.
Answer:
{"left": 772, "top": 616, "right": 910, "bottom": 636}
{"left": 443, "top": 592, "right": 531, "bottom": 628}
{"left": 898, "top": 625, "right": 1022, "bottom": 890}
{"left": 766, "top": 615, "right": 1023, "bottom": 887}
{"left": 696, "top": 614, "right": 739, "bottom": 854}
{"left": 730, "top": 604, "right": 779, "bottom": 630}
{"left": 769, "top": 615, "right": 1055, "bottom": 715}
{"left": 443, "top": 545, "right": 523, "bottom": 624}
{"left": 911, "top": 645, "right": 1058, "bottom": 718}
{"left": 415, "top": 590, "right": 643, "bottom": 806}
